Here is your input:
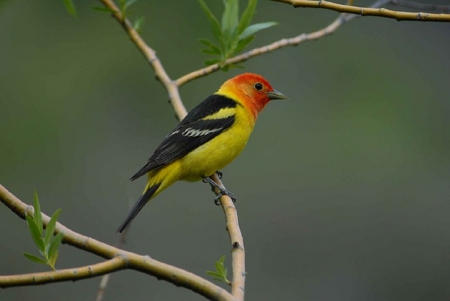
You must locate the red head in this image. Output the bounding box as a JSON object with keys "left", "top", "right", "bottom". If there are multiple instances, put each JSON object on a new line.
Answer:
{"left": 217, "top": 73, "right": 287, "bottom": 118}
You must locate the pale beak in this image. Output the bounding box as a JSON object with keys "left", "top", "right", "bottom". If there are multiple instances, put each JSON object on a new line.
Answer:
{"left": 267, "top": 89, "right": 288, "bottom": 100}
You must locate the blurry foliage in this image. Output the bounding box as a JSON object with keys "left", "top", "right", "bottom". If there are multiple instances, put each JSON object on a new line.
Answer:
{"left": 198, "top": 0, "right": 277, "bottom": 70}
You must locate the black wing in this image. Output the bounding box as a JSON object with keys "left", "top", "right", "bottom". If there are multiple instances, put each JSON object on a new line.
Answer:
{"left": 130, "top": 95, "right": 237, "bottom": 180}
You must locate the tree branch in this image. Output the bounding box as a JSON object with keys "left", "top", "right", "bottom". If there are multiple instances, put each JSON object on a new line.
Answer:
{"left": 0, "top": 257, "right": 126, "bottom": 287}
{"left": 273, "top": 0, "right": 450, "bottom": 22}
{"left": 0, "top": 184, "right": 235, "bottom": 301}
{"left": 210, "top": 174, "right": 245, "bottom": 301}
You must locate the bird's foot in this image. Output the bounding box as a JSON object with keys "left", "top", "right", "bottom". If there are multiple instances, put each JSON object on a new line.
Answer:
{"left": 214, "top": 189, "right": 236, "bottom": 206}
{"left": 216, "top": 171, "right": 223, "bottom": 179}
{"left": 202, "top": 176, "right": 236, "bottom": 205}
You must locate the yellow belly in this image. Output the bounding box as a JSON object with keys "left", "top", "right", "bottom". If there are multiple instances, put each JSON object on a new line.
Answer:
{"left": 180, "top": 109, "right": 255, "bottom": 181}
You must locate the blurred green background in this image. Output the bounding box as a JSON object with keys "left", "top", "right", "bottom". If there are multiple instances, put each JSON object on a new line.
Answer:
{"left": 1, "top": 0, "right": 450, "bottom": 300}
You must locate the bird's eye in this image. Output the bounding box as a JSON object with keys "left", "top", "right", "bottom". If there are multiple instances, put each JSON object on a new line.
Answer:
{"left": 254, "top": 83, "right": 263, "bottom": 91}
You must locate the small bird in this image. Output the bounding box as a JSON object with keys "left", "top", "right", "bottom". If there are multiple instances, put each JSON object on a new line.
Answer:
{"left": 117, "top": 73, "right": 287, "bottom": 233}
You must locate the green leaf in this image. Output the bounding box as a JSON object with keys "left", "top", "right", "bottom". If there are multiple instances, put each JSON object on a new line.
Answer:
{"left": 221, "top": 0, "right": 239, "bottom": 33}
{"left": 206, "top": 271, "right": 224, "bottom": 281}
{"left": 198, "top": 0, "right": 222, "bottom": 40}
{"left": 49, "top": 250, "right": 59, "bottom": 270}
{"left": 215, "top": 261, "right": 227, "bottom": 278}
{"left": 118, "top": 0, "right": 127, "bottom": 16}
{"left": 125, "top": 0, "right": 140, "bottom": 10}
{"left": 239, "top": 21, "right": 278, "bottom": 40}
{"left": 233, "top": 35, "right": 254, "bottom": 54}
{"left": 199, "top": 38, "right": 215, "bottom": 47}
{"left": 33, "top": 191, "right": 43, "bottom": 236}
{"left": 133, "top": 16, "right": 145, "bottom": 32}
{"left": 237, "top": 0, "right": 257, "bottom": 35}
{"left": 225, "top": 27, "right": 240, "bottom": 52}
{"left": 63, "top": 0, "right": 77, "bottom": 17}
{"left": 202, "top": 48, "right": 218, "bottom": 55}
{"left": 206, "top": 256, "right": 230, "bottom": 283}
{"left": 201, "top": 42, "right": 222, "bottom": 56}
{"left": 26, "top": 214, "right": 45, "bottom": 253}
{"left": 48, "top": 232, "right": 64, "bottom": 263}
{"left": 204, "top": 58, "right": 221, "bottom": 66}
{"left": 23, "top": 253, "right": 47, "bottom": 265}
{"left": 91, "top": 6, "right": 116, "bottom": 13}
{"left": 44, "top": 209, "right": 62, "bottom": 248}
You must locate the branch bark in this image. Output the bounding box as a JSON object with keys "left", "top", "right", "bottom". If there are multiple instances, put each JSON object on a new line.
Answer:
{"left": 273, "top": 0, "right": 450, "bottom": 22}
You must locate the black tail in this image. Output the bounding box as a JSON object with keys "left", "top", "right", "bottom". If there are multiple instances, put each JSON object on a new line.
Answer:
{"left": 116, "top": 184, "right": 161, "bottom": 233}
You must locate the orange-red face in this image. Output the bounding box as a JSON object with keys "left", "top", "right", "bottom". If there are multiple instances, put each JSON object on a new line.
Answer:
{"left": 221, "top": 73, "right": 287, "bottom": 116}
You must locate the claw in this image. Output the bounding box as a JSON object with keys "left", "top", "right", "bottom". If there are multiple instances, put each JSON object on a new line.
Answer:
{"left": 214, "top": 190, "right": 237, "bottom": 205}
{"left": 202, "top": 176, "right": 237, "bottom": 205}
{"left": 216, "top": 171, "right": 223, "bottom": 179}
{"left": 214, "top": 195, "right": 221, "bottom": 206}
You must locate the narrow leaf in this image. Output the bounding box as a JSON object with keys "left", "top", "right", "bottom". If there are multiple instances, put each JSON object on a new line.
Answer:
{"left": 233, "top": 35, "right": 254, "bottom": 55}
{"left": 199, "top": 38, "right": 215, "bottom": 47}
{"left": 33, "top": 191, "right": 43, "bottom": 235}
{"left": 201, "top": 42, "right": 222, "bottom": 55}
{"left": 206, "top": 271, "right": 225, "bottom": 281}
{"left": 26, "top": 215, "right": 45, "bottom": 252}
{"left": 119, "top": 0, "right": 127, "bottom": 16}
{"left": 221, "top": 0, "right": 239, "bottom": 33}
{"left": 202, "top": 48, "right": 219, "bottom": 55}
{"left": 63, "top": 0, "right": 77, "bottom": 17}
{"left": 198, "top": 0, "right": 222, "bottom": 40}
{"left": 133, "top": 16, "right": 145, "bottom": 32}
{"left": 237, "top": 0, "right": 257, "bottom": 35}
{"left": 48, "top": 233, "right": 64, "bottom": 262}
{"left": 23, "top": 253, "right": 47, "bottom": 265}
{"left": 206, "top": 271, "right": 221, "bottom": 278}
{"left": 226, "top": 27, "right": 240, "bottom": 53}
{"left": 216, "top": 263, "right": 227, "bottom": 277}
{"left": 44, "top": 209, "right": 62, "bottom": 247}
{"left": 204, "top": 58, "right": 221, "bottom": 66}
{"left": 125, "top": 0, "right": 140, "bottom": 9}
{"left": 239, "top": 21, "right": 278, "bottom": 40}
{"left": 49, "top": 250, "right": 59, "bottom": 270}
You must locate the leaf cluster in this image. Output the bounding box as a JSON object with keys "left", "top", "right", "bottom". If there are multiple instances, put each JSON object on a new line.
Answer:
{"left": 23, "top": 191, "right": 63, "bottom": 270}
{"left": 206, "top": 255, "right": 231, "bottom": 285}
{"left": 198, "top": 0, "right": 277, "bottom": 70}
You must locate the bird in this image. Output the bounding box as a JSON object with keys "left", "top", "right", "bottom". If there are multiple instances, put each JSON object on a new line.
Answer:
{"left": 117, "top": 73, "right": 287, "bottom": 233}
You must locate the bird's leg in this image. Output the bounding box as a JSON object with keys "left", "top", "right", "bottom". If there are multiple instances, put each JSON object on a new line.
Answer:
{"left": 202, "top": 176, "right": 236, "bottom": 205}
{"left": 204, "top": 171, "right": 223, "bottom": 182}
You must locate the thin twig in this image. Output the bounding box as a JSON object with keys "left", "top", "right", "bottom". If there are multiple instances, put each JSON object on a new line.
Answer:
{"left": 1, "top": 257, "right": 126, "bottom": 287}
{"left": 273, "top": 0, "right": 450, "bottom": 22}
{"left": 95, "top": 226, "right": 130, "bottom": 301}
